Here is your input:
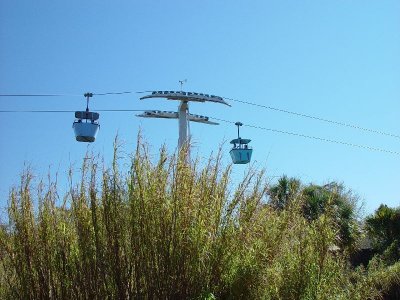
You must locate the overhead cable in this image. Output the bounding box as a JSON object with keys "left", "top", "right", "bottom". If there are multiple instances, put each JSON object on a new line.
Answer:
{"left": 224, "top": 97, "right": 400, "bottom": 139}
{"left": 0, "top": 108, "right": 398, "bottom": 155}
{"left": 0, "top": 91, "right": 151, "bottom": 97}
{"left": 0, "top": 94, "right": 81, "bottom": 97}
{"left": 212, "top": 117, "right": 400, "bottom": 156}
{"left": 0, "top": 109, "right": 145, "bottom": 113}
{"left": 1, "top": 90, "right": 399, "bottom": 139}
{"left": 93, "top": 91, "right": 151, "bottom": 96}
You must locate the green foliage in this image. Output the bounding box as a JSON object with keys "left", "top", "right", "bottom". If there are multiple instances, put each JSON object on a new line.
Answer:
{"left": 268, "top": 175, "right": 301, "bottom": 210}
{"left": 365, "top": 204, "right": 400, "bottom": 264}
{"left": 366, "top": 258, "right": 400, "bottom": 299}
{"left": 269, "top": 178, "right": 361, "bottom": 251}
{"left": 302, "top": 182, "right": 360, "bottom": 250}
{"left": 0, "top": 138, "right": 391, "bottom": 299}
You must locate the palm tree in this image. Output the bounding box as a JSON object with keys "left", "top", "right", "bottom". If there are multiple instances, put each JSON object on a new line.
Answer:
{"left": 365, "top": 204, "right": 400, "bottom": 263}
{"left": 301, "top": 182, "right": 360, "bottom": 250}
{"left": 268, "top": 175, "right": 301, "bottom": 210}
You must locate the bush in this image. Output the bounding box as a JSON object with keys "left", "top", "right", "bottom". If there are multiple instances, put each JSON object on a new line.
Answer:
{"left": 365, "top": 204, "right": 400, "bottom": 264}
{"left": 0, "top": 138, "right": 389, "bottom": 299}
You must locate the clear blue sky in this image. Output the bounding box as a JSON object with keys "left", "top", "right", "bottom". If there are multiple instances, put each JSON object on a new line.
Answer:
{"left": 0, "top": 0, "right": 399, "bottom": 217}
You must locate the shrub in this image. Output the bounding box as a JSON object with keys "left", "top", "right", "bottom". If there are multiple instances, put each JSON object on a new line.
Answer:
{"left": 0, "top": 138, "right": 388, "bottom": 299}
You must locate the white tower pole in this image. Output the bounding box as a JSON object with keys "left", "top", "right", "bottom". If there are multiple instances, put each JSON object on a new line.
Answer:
{"left": 139, "top": 88, "right": 229, "bottom": 156}
{"left": 178, "top": 100, "right": 188, "bottom": 149}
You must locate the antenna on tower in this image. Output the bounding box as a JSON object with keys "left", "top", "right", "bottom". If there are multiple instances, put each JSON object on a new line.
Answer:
{"left": 179, "top": 79, "right": 187, "bottom": 91}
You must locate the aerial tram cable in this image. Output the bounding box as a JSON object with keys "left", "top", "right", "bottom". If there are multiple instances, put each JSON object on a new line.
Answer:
{"left": 212, "top": 117, "right": 400, "bottom": 156}
{"left": 0, "top": 91, "right": 151, "bottom": 97}
{"left": 0, "top": 94, "right": 81, "bottom": 97}
{"left": 0, "top": 109, "right": 145, "bottom": 113}
{"left": 0, "top": 107, "right": 398, "bottom": 155}
{"left": 1, "top": 89, "right": 399, "bottom": 139}
{"left": 224, "top": 97, "right": 400, "bottom": 139}
{"left": 92, "top": 91, "right": 152, "bottom": 96}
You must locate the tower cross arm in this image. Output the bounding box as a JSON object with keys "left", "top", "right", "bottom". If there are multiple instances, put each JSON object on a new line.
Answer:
{"left": 139, "top": 91, "right": 231, "bottom": 106}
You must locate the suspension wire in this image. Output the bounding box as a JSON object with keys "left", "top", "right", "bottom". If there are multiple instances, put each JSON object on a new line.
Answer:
{"left": 211, "top": 117, "right": 400, "bottom": 156}
{"left": 0, "top": 94, "right": 81, "bottom": 97}
{"left": 1, "top": 90, "right": 399, "bottom": 140}
{"left": 223, "top": 97, "right": 400, "bottom": 139}
{"left": 0, "top": 91, "right": 151, "bottom": 97}
{"left": 93, "top": 91, "right": 152, "bottom": 96}
{"left": 0, "top": 109, "right": 146, "bottom": 113}
{"left": 0, "top": 108, "right": 398, "bottom": 155}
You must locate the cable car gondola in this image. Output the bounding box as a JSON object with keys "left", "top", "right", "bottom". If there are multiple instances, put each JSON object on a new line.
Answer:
{"left": 72, "top": 93, "right": 100, "bottom": 142}
{"left": 230, "top": 122, "right": 253, "bottom": 164}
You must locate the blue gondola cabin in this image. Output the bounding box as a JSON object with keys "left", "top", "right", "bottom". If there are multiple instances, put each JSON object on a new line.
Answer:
{"left": 230, "top": 138, "right": 252, "bottom": 164}
{"left": 229, "top": 121, "right": 253, "bottom": 164}
{"left": 73, "top": 111, "right": 100, "bottom": 142}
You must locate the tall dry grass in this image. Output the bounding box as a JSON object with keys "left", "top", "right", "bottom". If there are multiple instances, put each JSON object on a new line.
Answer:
{"left": 0, "top": 137, "right": 397, "bottom": 299}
